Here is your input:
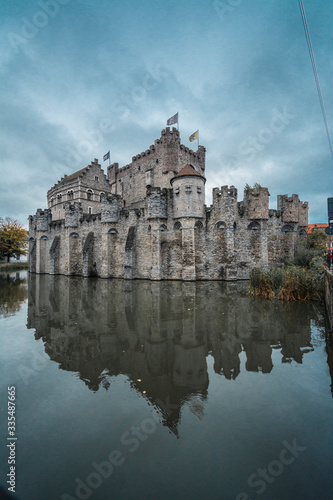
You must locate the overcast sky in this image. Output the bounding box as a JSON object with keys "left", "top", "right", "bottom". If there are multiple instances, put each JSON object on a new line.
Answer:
{"left": 1, "top": 0, "right": 332, "bottom": 226}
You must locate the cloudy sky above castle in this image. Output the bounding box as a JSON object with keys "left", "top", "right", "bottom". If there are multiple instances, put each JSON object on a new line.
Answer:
{"left": 1, "top": 0, "right": 332, "bottom": 225}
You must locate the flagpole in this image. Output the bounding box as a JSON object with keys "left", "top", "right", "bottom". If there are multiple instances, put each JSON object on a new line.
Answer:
{"left": 178, "top": 111, "right": 179, "bottom": 132}
{"left": 197, "top": 130, "right": 199, "bottom": 150}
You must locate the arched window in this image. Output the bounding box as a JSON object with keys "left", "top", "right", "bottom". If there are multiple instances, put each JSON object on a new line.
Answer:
{"left": 174, "top": 221, "right": 182, "bottom": 230}
{"left": 148, "top": 225, "right": 151, "bottom": 233}
{"left": 50, "top": 198, "right": 54, "bottom": 206}
{"left": 215, "top": 221, "right": 226, "bottom": 229}
{"left": 282, "top": 224, "right": 294, "bottom": 233}
{"left": 68, "top": 190, "right": 74, "bottom": 200}
{"left": 194, "top": 221, "right": 203, "bottom": 230}
{"left": 100, "top": 192, "right": 105, "bottom": 202}
{"left": 88, "top": 207, "right": 92, "bottom": 215}
{"left": 248, "top": 221, "right": 260, "bottom": 230}
{"left": 87, "top": 189, "right": 93, "bottom": 201}
{"left": 40, "top": 235, "right": 48, "bottom": 240}
{"left": 70, "top": 232, "right": 79, "bottom": 238}
{"left": 160, "top": 224, "right": 167, "bottom": 231}
{"left": 108, "top": 228, "right": 118, "bottom": 234}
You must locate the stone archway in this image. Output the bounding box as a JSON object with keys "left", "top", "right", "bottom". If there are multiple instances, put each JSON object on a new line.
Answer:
{"left": 69, "top": 232, "right": 81, "bottom": 275}
{"left": 83, "top": 232, "right": 96, "bottom": 277}
{"left": 49, "top": 236, "right": 60, "bottom": 274}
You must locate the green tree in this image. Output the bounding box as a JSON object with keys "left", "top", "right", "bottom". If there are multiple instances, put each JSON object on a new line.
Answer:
{"left": 0, "top": 217, "right": 28, "bottom": 263}
{"left": 293, "top": 230, "right": 328, "bottom": 268}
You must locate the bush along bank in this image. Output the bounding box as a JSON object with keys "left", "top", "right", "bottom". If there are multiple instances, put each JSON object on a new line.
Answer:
{"left": 0, "top": 262, "right": 29, "bottom": 272}
{"left": 249, "top": 231, "right": 327, "bottom": 301}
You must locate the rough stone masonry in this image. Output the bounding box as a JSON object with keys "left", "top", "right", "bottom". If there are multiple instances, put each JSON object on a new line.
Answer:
{"left": 28, "top": 127, "right": 308, "bottom": 281}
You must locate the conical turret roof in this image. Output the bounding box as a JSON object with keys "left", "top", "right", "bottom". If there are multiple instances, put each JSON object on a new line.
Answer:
{"left": 170, "top": 164, "right": 206, "bottom": 184}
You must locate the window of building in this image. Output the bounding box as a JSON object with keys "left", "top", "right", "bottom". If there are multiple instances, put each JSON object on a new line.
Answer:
{"left": 185, "top": 186, "right": 192, "bottom": 193}
{"left": 95, "top": 176, "right": 99, "bottom": 182}
{"left": 146, "top": 170, "right": 152, "bottom": 187}
{"left": 248, "top": 221, "right": 260, "bottom": 230}
{"left": 88, "top": 207, "right": 92, "bottom": 215}
{"left": 68, "top": 190, "right": 74, "bottom": 200}
{"left": 195, "top": 221, "right": 203, "bottom": 230}
{"left": 100, "top": 192, "right": 105, "bottom": 201}
{"left": 87, "top": 189, "right": 93, "bottom": 200}
{"left": 174, "top": 222, "right": 182, "bottom": 230}
{"left": 160, "top": 224, "right": 167, "bottom": 231}
{"left": 282, "top": 224, "right": 294, "bottom": 233}
{"left": 215, "top": 221, "right": 226, "bottom": 229}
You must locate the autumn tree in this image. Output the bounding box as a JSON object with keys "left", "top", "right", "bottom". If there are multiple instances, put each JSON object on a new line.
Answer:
{"left": 0, "top": 217, "right": 28, "bottom": 263}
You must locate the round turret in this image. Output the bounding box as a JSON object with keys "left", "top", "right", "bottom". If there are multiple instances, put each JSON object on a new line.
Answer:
{"left": 170, "top": 164, "right": 206, "bottom": 218}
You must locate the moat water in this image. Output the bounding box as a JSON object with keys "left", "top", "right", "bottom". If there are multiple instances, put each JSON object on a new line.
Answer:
{"left": 1, "top": 271, "right": 333, "bottom": 500}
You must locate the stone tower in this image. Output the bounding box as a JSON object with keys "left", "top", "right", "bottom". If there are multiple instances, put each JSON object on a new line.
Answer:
{"left": 170, "top": 164, "right": 206, "bottom": 219}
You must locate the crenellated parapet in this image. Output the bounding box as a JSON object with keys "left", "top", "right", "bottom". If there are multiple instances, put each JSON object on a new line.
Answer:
{"left": 101, "top": 194, "right": 122, "bottom": 223}
{"left": 243, "top": 186, "right": 270, "bottom": 220}
{"left": 298, "top": 201, "right": 309, "bottom": 227}
{"left": 213, "top": 185, "right": 238, "bottom": 204}
{"left": 277, "top": 194, "right": 308, "bottom": 225}
{"left": 64, "top": 202, "right": 83, "bottom": 228}
{"left": 156, "top": 127, "right": 181, "bottom": 146}
{"left": 36, "top": 209, "right": 51, "bottom": 231}
{"left": 211, "top": 185, "right": 238, "bottom": 222}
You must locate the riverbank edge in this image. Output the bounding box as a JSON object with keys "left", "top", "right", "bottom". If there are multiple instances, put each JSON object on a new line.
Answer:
{"left": 324, "top": 268, "right": 333, "bottom": 330}
{"left": 0, "top": 262, "right": 29, "bottom": 272}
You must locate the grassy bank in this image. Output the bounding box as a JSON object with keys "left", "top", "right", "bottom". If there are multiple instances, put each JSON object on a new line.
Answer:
{"left": 0, "top": 262, "right": 29, "bottom": 272}
{"left": 248, "top": 266, "right": 323, "bottom": 301}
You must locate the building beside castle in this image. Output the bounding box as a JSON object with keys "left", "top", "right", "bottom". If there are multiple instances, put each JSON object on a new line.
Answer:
{"left": 28, "top": 127, "right": 308, "bottom": 281}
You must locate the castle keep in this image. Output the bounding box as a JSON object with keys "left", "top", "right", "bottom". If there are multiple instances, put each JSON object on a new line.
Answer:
{"left": 28, "top": 128, "right": 308, "bottom": 281}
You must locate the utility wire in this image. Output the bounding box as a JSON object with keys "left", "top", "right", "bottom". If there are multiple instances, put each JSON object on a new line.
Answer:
{"left": 298, "top": 0, "right": 333, "bottom": 159}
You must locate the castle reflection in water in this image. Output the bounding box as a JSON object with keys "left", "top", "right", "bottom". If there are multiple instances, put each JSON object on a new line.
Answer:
{"left": 27, "top": 274, "right": 326, "bottom": 433}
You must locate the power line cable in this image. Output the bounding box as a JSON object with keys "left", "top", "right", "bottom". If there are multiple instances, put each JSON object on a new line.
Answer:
{"left": 298, "top": 0, "right": 333, "bottom": 159}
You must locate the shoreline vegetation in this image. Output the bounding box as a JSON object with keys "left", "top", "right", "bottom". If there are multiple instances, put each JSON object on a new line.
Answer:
{"left": 248, "top": 230, "right": 328, "bottom": 301}
{"left": 248, "top": 266, "right": 323, "bottom": 301}
{"left": 0, "top": 262, "right": 29, "bottom": 272}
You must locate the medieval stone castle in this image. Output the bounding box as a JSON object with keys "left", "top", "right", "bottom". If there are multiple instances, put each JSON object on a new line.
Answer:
{"left": 28, "top": 127, "right": 308, "bottom": 280}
